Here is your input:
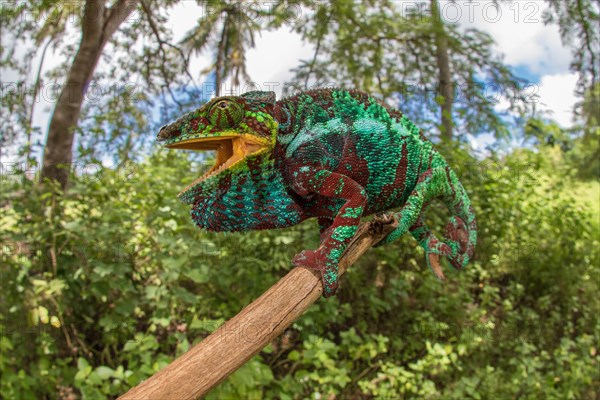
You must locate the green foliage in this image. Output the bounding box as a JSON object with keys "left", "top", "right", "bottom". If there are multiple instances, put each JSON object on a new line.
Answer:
{"left": 2, "top": 2, "right": 598, "bottom": 397}
{"left": 286, "top": 1, "right": 531, "bottom": 138}
{"left": 2, "top": 140, "right": 598, "bottom": 399}
{"left": 543, "top": 0, "right": 599, "bottom": 100}
{"left": 523, "top": 83, "right": 600, "bottom": 181}
{"left": 180, "top": 0, "right": 264, "bottom": 93}
{"left": 0, "top": 151, "right": 305, "bottom": 398}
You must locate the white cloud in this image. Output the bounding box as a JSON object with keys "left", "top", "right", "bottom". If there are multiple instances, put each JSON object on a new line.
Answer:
{"left": 10, "top": 0, "right": 579, "bottom": 163}
{"left": 244, "top": 29, "right": 314, "bottom": 98}
{"left": 536, "top": 72, "right": 579, "bottom": 127}
{"left": 449, "top": 1, "right": 576, "bottom": 126}
{"left": 455, "top": 0, "right": 571, "bottom": 75}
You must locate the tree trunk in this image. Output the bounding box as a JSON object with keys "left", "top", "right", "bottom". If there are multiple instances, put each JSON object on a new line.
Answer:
{"left": 431, "top": 0, "right": 453, "bottom": 140}
{"left": 41, "top": 0, "right": 139, "bottom": 189}
{"left": 41, "top": 5, "right": 103, "bottom": 189}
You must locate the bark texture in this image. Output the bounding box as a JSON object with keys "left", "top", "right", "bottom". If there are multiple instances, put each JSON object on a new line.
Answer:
{"left": 119, "top": 217, "right": 398, "bottom": 399}
{"left": 431, "top": 0, "right": 454, "bottom": 139}
{"left": 41, "top": 0, "right": 139, "bottom": 189}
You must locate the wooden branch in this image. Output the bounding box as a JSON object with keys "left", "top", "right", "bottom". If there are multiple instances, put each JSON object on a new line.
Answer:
{"left": 119, "top": 216, "right": 398, "bottom": 400}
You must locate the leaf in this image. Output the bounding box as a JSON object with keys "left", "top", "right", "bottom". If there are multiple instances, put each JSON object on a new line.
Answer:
{"left": 77, "top": 357, "right": 90, "bottom": 370}
{"left": 94, "top": 366, "right": 114, "bottom": 380}
{"left": 145, "top": 285, "right": 160, "bottom": 300}
{"left": 173, "top": 287, "right": 197, "bottom": 303}
{"left": 123, "top": 340, "right": 138, "bottom": 352}
{"left": 189, "top": 318, "right": 224, "bottom": 333}
{"left": 184, "top": 268, "right": 209, "bottom": 283}
{"left": 75, "top": 358, "right": 92, "bottom": 382}
{"left": 164, "top": 256, "right": 188, "bottom": 270}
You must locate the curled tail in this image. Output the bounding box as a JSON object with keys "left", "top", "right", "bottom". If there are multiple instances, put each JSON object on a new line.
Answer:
{"left": 441, "top": 169, "right": 477, "bottom": 271}
{"left": 376, "top": 166, "right": 477, "bottom": 278}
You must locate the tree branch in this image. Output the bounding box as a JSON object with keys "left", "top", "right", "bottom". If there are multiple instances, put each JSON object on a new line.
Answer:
{"left": 139, "top": 0, "right": 183, "bottom": 107}
{"left": 140, "top": 0, "right": 195, "bottom": 85}
{"left": 103, "top": 0, "right": 139, "bottom": 43}
{"left": 82, "top": 0, "right": 105, "bottom": 40}
{"left": 119, "top": 216, "right": 398, "bottom": 400}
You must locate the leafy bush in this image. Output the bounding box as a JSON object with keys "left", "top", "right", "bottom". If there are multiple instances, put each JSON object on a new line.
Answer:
{"left": 1, "top": 144, "right": 598, "bottom": 399}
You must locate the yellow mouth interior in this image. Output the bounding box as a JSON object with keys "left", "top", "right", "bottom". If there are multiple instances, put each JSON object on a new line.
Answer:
{"left": 167, "top": 135, "right": 266, "bottom": 196}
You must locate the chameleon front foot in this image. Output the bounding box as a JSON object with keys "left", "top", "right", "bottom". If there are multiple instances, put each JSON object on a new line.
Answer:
{"left": 292, "top": 249, "right": 339, "bottom": 297}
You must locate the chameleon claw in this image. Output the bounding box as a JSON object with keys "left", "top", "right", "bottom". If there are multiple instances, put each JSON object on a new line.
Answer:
{"left": 427, "top": 252, "right": 445, "bottom": 280}
{"left": 425, "top": 241, "right": 452, "bottom": 280}
{"left": 370, "top": 212, "right": 396, "bottom": 236}
{"left": 374, "top": 212, "right": 395, "bottom": 225}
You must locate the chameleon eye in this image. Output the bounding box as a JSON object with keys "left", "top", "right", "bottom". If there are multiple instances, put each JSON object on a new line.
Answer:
{"left": 207, "top": 100, "right": 243, "bottom": 128}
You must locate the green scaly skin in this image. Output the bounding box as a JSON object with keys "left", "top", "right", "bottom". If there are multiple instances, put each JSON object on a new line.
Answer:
{"left": 157, "top": 89, "right": 477, "bottom": 297}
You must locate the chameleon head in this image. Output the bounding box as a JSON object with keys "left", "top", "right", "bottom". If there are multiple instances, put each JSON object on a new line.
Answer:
{"left": 156, "top": 91, "right": 278, "bottom": 206}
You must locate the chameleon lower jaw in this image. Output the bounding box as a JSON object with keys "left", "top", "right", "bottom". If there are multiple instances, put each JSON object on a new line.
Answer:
{"left": 166, "top": 135, "right": 267, "bottom": 196}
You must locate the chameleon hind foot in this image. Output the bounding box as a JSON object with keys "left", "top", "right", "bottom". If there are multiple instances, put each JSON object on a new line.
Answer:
{"left": 374, "top": 212, "right": 396, "bottom": 225}
{"left": 370, "top": 212, "right": 396, "bottom": 235}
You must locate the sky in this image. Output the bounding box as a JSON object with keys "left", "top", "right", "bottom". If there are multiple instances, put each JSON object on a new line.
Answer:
{"left": 166, "top": 0, "right": 580, "bottom": 155}
{"left": 164, "top": 0, "right": 579, "bottom": 127}
{"left": 7, "top": 0, "right": 581, "bottom": 162}
{"left": 457, "top": 0, "right": 578, "bottom": 126}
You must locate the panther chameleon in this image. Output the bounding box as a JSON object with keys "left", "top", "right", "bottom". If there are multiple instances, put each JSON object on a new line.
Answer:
{"left": 157, "top": 88, "right": 477, "bottom": 297}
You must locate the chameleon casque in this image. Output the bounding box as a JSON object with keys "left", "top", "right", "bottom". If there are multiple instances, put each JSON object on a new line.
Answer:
{"left": 157, "top": 88, "right": 476, "bottom": 297}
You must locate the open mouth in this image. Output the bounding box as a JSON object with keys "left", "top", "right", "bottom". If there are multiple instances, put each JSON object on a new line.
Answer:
{"left": 166, "top": 135, "right": 267, "bottom": 196}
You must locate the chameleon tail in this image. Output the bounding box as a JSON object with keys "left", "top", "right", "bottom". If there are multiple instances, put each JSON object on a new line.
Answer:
{"left": 441, "top": 169, "right": 477, "bottom": 271}
{"left": 376, "top": 167, "right": 476, "bottom": 277}
{"left": 408, "top": 167, "right": 477, "bottom": 277}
